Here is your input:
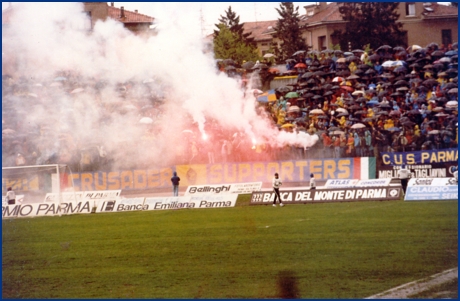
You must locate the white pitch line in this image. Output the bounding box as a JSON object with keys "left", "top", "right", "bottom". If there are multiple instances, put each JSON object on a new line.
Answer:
{"left": 365, "top": 267, "right": 458, "bottom": 299}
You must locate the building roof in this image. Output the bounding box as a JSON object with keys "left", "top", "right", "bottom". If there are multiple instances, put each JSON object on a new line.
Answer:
{"left": 243, "top": 20, "right": 278, "bottom": 42}
{"left": 421, "top": 2, "right": 458, "bottom": 18}
{"left": 302, "top": 2, "right": 343, "bottom": 26}
{"left": 107, "top": 5, "right": 154, "bottom": 24}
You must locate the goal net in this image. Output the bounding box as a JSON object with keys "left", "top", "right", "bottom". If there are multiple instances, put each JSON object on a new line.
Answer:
{"left": 2, "top": 164, "right": 72, "bottom": 205}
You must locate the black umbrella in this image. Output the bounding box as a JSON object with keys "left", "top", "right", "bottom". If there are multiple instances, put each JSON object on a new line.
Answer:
{"left": 394, "top": 80, "right": 409, "bottom": 86}
{"left": 223, "top": 58, "right": 237, "bottom": 66}
{"left": 242, "top": 61, "right": 255, "bottom": 69}
{"left": 301, "top": 72, "right": 315, "bottom": 79}
{"left": 377, "top": 45, "right": 392, "bottom": 52}
{"left": 422, "top": 78, "right": 438, "bottom": 87}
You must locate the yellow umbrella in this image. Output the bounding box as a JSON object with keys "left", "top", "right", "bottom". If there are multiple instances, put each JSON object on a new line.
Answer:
{"left": 281, "top": 123, "right": 295, "bottom": 128}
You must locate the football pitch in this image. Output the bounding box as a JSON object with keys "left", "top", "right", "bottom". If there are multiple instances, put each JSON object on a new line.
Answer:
{"left": 2, "top": 196, "right": 457, "bottom": 298}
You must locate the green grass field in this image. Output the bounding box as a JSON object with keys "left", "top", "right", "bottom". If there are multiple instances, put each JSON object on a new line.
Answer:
{"left": 2, "top": 196, "right": 458, "bottom": 298}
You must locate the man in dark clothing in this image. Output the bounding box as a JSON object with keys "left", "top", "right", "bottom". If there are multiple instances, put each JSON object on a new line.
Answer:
{"left": 171, "top": 172, "right": 180, "bottom": 196}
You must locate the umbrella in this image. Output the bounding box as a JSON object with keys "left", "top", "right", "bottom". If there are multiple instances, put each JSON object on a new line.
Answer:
{"left": 336, "top": 58, "right": 347, "bottom": 63}
{"left": 386, "top": 127, "right": 401, "bottom": 132}
{"left": 422, "top": 79, "right": 438, "bottom": 86}
{"left": 309, "top": 109, "right": 325, "bottom": 115}
{"left": 294, "top": 63, "right": 307, "bottom": 69}
{"left": 408, "top": 45, "right": 422, "bottom": 52}
{"left": 268, "top": 68, "right": 280, "bottom": 74}
{"left": 347, "top": 74, "right": 360, "bottom": 80}
{"left": 363, "top": 117, "right": 376, "bottom": 123}
{"left": 377, "top": 45, "right": 392, "bottom": 51}
{"left": 393, "top": 66, "right": 407, "bottom": 73}
{"left": 382, "top": 60, "right": 396, "bottom": 67}
{"left": 263, "top": 53, "right": 275, "bottom": 58}
{"left": 242, "top": 61, "right": 255, "bottom": 69}
{"left": 394, "top": 80, "right": 409, "bottom": 86}
{"left": 285, "top": 91, "right": 300, "bottom": 99}
{"left": 332, "top": 76, "right": 345, "bottom": 83}
{"left": 301, "top": 72, "right": 315, "bottom": 79}
{"left": 439, "top": 57, "right": 451, "bottom": 63}
{"left": 225, "top": 65, "right": 236, "bottom": 71}
{"left": 447, "top": 88, "right": 458, "bottom": 94}
{"left": 328, "top": 126, "right": 341, "bottom": 131}
{"left": 287, "top": 105, "right": 300, "bottom": 113}
{"left": 252, "top": 63, "right": 268, "bottom": 69}
{"left": 351, "top": 123, "right": 366, "bottom": 129}
{"left": 276, "top": 86, "right": 292, "bottom": 93}
{"left": 340, "top": 85, "right": 354, "bottom": 92}
{"left": 431, "top": 50, "right": 445, "bottom": 57}
{"left": 281, "top": 123, "right": 295, "bottom": 129}
{"left": 330, "top": 130, "right": 345, "bottom": 136}
{"left": 292, "top": 50, "right": 306, "bottom": 56}
{"left": 336, "top": 113, "right": 349, "bottom": 117}
{"left": 446, "top": 100, "right": 458, "bottom": 108}
{"left": 336, "top": 108, "right": 349, "bottom": 114}
{"left": 428, "top": 130, "right": 440, "bottom": 135}
{"left": 139, "top": 117, "right": 153, "bottom": 124}
{"left": 223, "top": 58, "right": 236, "bottom": 66}
{"left": 354, "top": 110, "right": 367, "bottom": 115}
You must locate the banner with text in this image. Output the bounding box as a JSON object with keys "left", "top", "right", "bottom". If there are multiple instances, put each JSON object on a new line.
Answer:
{"left": 325, "top": 178, "right": 391, "bottom": 188}
{"left": 70, "top": 157, "right": 376, "bottom": 191}
{"left": 250, "top": 187, "right": 401, "bottom": 204}
{"left": 184, "top": 182, "right": 262, "bottom": 196}
{"left": 381, "top": 148, "right": 458, "bottom": 166}
{"left": 378, "top": 163, "right": 458, "bottom": 179}
{"left": 404, "top": 178, "right": 458, "bottom": 201}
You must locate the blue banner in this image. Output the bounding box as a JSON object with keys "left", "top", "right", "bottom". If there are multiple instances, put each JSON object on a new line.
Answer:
{"left": 381, "top": 148, "right": 458, "bottom": 166}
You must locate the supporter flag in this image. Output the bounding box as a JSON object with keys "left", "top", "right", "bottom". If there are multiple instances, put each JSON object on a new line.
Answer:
{"left": 257, "top": 89, "right": 277, "bottom": 103}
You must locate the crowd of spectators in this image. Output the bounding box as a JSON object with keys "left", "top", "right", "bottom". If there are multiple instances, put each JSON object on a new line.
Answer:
{"left": 248, "top": 42, "right": 458, "bottom": 165}
{"left": 2, "top": 42, "right": 458, "bottom": 171}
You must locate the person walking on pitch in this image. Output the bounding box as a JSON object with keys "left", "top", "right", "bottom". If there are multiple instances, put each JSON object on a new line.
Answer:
{"left": 272, "top": 173, "right": 284, "bottom": 207}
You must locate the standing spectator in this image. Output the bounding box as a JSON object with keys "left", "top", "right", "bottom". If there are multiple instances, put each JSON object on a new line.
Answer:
{"left": 272, "top": 173, "right": 284, "bottom": 207}
{"left": 171, "top": 172, "right": 180, "bottom": 197}
{"left": 309, "top": 173, "right": 316, "bottom": 190}
{"left": 397, "top": 165, "right": 411, "bottom": 194}
{"left": 6, "top": 187, "right": 15, "bottom": 205}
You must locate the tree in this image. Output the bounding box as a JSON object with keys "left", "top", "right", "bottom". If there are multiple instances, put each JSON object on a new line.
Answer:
{"left": 273, "top": 2, "right": 307, "bottom": 63}
{"left": 214, "top": 6, "right": 255, "bottom": 46}
{"left": 213, "top": 24, "right": 259, "bottom": 64}
{"left": 333, "top": 3, "right": 406, "bottom": 51}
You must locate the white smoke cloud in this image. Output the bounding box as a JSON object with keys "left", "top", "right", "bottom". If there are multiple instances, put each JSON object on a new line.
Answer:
{"left": 2, "top": 2, "right": 318, "bottom": 170}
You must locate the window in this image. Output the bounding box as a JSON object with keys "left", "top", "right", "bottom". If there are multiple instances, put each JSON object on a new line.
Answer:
{"left": 406, "top": 3, "right": 415, "bottom": 16}
{"left": 442, "top": 29, "right": 452, "bottom": 47}
{"left": 318, "top": 36, "right": 326, "bottom": 51}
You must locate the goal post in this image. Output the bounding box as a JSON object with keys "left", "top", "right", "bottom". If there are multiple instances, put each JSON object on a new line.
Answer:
{"left": 2, "top": 164, "right": 73, "bottom": 207}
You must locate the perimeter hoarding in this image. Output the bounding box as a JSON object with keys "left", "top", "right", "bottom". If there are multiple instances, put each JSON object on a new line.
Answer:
{"left": 250, "top": 186, "right": 402, "bottom": 205}
{"left": 404, "top": 178, "right": 458, "bottom": 201}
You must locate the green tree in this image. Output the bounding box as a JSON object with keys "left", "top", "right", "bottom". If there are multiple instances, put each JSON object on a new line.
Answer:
{"left": 214, "top": 6, "right": 255, "bottom": 46}
{"left": 273, "top": 2, "right": 307, "bottom": 63}
{"left": 333, "top": 2, "right": 406, "bottom": 50}
{"left": 213, "top": 24, "right": 259, "bottom": 63}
